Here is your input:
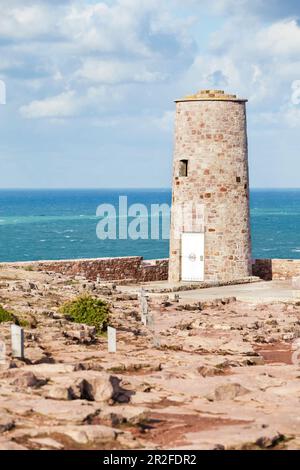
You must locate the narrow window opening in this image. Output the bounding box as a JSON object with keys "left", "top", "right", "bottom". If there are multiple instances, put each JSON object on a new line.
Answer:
{"left": 179, "top": 159, "right": 188, "bottom": 177}
{"left": 236, "top": 176, "right": 241, "bottom": 183}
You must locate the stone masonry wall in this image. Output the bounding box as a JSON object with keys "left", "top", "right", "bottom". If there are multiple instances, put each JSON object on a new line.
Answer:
{"left": 3, "top": 256, "right": 300, "bottom": 283}
{"left": 13, "top": 257, "right": 169, "bottom": 283}
{"left": 33, "top": 257, "right": 297, "bottom": 283}
{"left": 169, "top": 92, "right": 252, "bottom": 283}
{"left": 252, "top": 259, "right": 300, "bottom": 281}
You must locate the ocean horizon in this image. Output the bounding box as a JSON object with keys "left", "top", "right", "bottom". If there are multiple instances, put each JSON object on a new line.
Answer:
{"left": 1, "top": 188, "right": 300, "bottom": 263}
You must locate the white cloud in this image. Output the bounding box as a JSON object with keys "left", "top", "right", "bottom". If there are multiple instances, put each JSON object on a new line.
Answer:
{"left": 181, "top": 12, "right": 300, "bottom": 114}
{"left": 76, "top": 58, "right": 165, "bottom": 84}
{"left": 61, "top": 1, "right": 153, "bottom": 56}
{"left": 256, "top": 20, "right": 300, "bottom": 57}
{"left": 20, "top": 84, "right": 127, "bottom": 119}
{"left": 19, "top": 91, "right": 79, "bottom": 119}
{"left": 253, "top": 77, "right": 300, "bottom": 128}
{"left": 291, "top": 80, "right": 300, "bottom": 105}
{"left": 4, "top": 0, "right": 300, "bottom": 133}
{"left": 0, "top": 0, "right": 195, "bottom": 122}
{"left": 0, "top": 3, "right": 56, "bottom": 39}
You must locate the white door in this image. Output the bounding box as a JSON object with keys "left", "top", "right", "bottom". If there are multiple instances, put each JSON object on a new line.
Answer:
{"left": 181, "top": 232, "right": 204, "bottom": 282}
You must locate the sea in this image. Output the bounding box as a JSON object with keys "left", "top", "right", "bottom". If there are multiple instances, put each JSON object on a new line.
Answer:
{"left": 0, "top": 188, "right": 299, "bottom": 263}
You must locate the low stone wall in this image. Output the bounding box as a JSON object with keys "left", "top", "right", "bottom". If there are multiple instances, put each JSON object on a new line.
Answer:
{"left": 252, "top": 259, "right": 300, "bottom": 281}
{"left": 3, "top": 256, "right": 300, "bottom": 283}
{"left": 14, "top": 256, "right": 169, "bottom": 283}
{"left": 138, "top": 259, "right": 169, "bottom": 283}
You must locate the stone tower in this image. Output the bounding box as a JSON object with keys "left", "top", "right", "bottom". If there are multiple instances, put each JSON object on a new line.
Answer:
{"left": 169, "top": 89, "right": 251, "bottom": 283}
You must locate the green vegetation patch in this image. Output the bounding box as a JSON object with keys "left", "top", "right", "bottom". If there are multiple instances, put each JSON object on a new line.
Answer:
{"left": 23, "top": 265, "right": 34, "bottom": 272}
{"left": 0, "top": 306, "right": 33, "bottom": 328}
{"left": 17, "top": 318, "right": 31, "bottom": 328}
{"left": 60, "top": 295, "right": 109, "bottom": 333}
{"left": 0, "top": 305, "right": 16, "bottom": 323}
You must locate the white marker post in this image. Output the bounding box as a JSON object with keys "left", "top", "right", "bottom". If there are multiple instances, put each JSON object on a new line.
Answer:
{"left": 292, "top": 277, "right": 300, "bottom": 299}
{"left": 11, "top": 325, "right": 24, "bottom": 359}
{"left": 142, "top": 298, "right": 149, "bottom": 325}
{"left": 107, "top": 326, "right": 117, "bottom": 353}
{"left": 139, "top": 289, "right": 160, "bottom": 348}
{"left": 139, "top": 289, "right": 149, "bottom": 325}
{"left": 0, "top": 338, "right": 6, "bottom": 365}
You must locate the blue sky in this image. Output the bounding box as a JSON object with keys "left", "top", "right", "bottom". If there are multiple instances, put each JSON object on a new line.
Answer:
{"left": 0, "top": 0, "right": 300, "bottom": 188}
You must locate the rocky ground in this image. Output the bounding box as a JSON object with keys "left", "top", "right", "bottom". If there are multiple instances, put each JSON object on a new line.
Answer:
{"left": 0, "top": 265, "right": 300, "bottom": 450}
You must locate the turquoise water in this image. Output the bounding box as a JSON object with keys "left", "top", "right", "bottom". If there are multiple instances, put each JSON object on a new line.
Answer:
{"left": 0, "top": 189, "right": 299, "bottom": 262}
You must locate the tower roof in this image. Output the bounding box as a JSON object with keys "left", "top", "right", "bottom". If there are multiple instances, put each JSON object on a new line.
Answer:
{"left": 175, "top": 89, "right": 247, "bottom": 103}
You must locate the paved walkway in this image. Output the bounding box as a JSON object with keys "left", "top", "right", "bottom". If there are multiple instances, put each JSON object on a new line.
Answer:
{"left": 120, "top": 280, "right": 300, "bottom": 303}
